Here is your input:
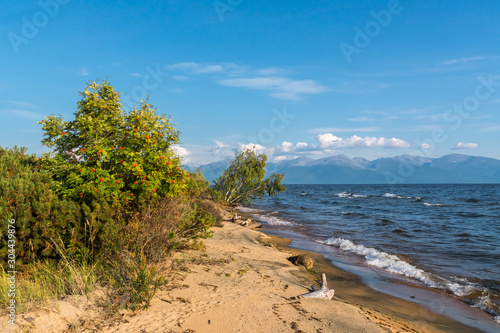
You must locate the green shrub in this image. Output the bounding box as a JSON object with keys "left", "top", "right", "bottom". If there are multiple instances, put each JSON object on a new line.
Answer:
{"left": 0, "top": 146, "right": 82, "bottom": 266}
{"left": 38, "top": 79, "right": 189, "bottom": 206}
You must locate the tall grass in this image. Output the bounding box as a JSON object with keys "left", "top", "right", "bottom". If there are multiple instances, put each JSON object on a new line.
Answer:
{"left": 0, "top": 258, "right": 99, "bottom": 313}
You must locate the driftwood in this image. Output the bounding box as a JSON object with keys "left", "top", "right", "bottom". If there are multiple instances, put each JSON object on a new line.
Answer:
{"left": 241, "top": 218, "right": 262, "bottom": 228}
{"left": 298, "top": 273, "right": 335, "bottom": 300}
{"left": 231, "top": 213, "right": 239, "bottom": 223}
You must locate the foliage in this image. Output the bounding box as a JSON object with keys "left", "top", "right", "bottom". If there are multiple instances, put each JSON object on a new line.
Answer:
{"left": 183, "top": 169, "right": 210, "bottom": 198}
{"left": 38, "top": 79, "right": 189, "bottom": 206}
{"left": 0, "top": 79, "right": 225, "bottom": 312}
{"left": 0, "top": 146, "right": 82, "bottom": 265}
{"left": 104, "top": 196, "right": 216, "bottom": 310}
{"left": 212, "top": 148, "right": 286, "bottom": 204}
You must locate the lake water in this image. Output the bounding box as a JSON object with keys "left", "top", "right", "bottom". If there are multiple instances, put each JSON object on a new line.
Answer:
{"left": 239, "top": 184, "right": 500, "bottom": 330}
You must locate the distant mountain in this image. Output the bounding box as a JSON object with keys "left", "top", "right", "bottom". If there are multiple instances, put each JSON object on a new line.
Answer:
{"left": 191, "top": 154, "right": 500, "bottom": 184}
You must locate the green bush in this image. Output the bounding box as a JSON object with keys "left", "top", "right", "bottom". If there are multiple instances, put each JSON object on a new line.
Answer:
{"left": 38, "top": 79, "right": 189, "bottom": 206}
{"left": 0, "top": 146, "right": 82, "bottom": 265}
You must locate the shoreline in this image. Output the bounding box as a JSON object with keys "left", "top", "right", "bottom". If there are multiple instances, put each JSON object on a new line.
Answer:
{"left": 1, "top": 209, "right": 493, "bottom": 332}
{"left": 258, "top": 229, "right": 486, "bottom": 333}
{"left": 237, "top": 202, "right": 500, "bottom": 333}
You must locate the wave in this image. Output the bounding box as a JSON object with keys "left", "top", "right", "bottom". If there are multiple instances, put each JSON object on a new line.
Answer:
{"left": 424, "top": 202, "right": 444, "bottom": 207}
{"left": 384, "top": 193, "right": 414, "bottom": 199}
{"left": 258, "top": 213, "right": 295, "bottom": 226}
{"left": 319, "top": 237, "right": 500, "bottom": 322}
{"left": 236, "top": 206, "right": 262, "bottom": 213}
{"left": 336, "top": 191, "right": 369, "bottom": 198}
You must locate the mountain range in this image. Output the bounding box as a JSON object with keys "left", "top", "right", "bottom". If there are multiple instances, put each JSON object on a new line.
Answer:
{"left": 190, "top": 154, "right": 500, "bottom": 184}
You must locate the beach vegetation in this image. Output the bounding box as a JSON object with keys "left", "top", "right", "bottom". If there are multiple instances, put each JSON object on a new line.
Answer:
{"left": 0, "top": 79, "right": 220, "bottom": 313}
{"left": 212, "top": 148, "right": 286, "bottom": 204}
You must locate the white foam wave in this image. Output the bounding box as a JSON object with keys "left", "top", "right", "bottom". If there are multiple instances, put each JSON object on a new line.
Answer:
{"left": 319, "top": 237, "right": 496, "bottom": 302}
{"left": 321, "top": 237, "right": 436, "bottom": 285}
{"left": 236, "top": 206, "right": 261, "bottom": 213}
{"left": 384, "top": 193, "right": 413, "bottom": 199}
{"left": 424, "top": 202, "right": 444, "bottom": 207}
{"left": 259, "top": 214, "right": 294, "bottom": 226}
{"left": 336, "top": 192, "right": 368, "bottom": 198}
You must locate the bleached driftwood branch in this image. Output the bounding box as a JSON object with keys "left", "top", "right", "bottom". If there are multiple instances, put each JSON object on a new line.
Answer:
{"left": 298, "top": 273, "right": 334, "bottom": 300}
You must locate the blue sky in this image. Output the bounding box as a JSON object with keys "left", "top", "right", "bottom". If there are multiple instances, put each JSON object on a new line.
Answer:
{"left": 1, "top": 0, "right": 499, "bottom": 165}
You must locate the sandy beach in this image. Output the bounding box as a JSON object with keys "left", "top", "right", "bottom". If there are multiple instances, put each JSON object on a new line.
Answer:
{"left": 2, "top": 211, "right": 484, "bottom": 332}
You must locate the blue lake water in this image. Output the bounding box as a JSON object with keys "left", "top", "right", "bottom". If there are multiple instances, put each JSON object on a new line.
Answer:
{"left": 240, "top": 184, "right": 500, "bottom": 327}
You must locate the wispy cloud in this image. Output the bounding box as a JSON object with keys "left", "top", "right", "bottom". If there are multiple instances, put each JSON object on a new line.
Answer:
{"left": 130, "top": 72, "right": 144, "bottom": 78}
{"left": 481, "top": 125, "right": 500, "bottom": 132}
{"left": 166, "top": 62, "right": 244, "bottom": 75}
{"left": 165, "top": 62, "right": 327, "bottom": 100}
{"left": 172, "top": 75, "right": 189, "bottom": 81}
{"left": 443, "top": 55, "right": 498, "bottom": 65}
{"left": 452, "top": 142, "right": 478, "bottom": 150}
{"left": 310, "top": 127, "right": 380, "bottom": 133}
{"left": 219, "top": 77, "right": 327, "bottom": 100}
{"left": 208, "top": 140, "right": 230, "bottom": 155}
{"left": 347, "top": 116, "right": 375, "bottom": 122}
{"left": 5, "top": 109, "right": 42, "bottom": 119}
{"left": 78, "top": 67, "right": 89, "bottom": 76}
{"left": 3, "top": 100, "right": 37, "bottom": 109}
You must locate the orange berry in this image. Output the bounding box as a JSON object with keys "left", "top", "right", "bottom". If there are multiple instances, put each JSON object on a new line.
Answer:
{"left": 100, "top": 178, "right": 104, "bottom": 182}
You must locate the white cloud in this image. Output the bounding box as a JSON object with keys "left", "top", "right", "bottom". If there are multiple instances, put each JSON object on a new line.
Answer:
{"left": 310, "top": 127, "right": 380, "bottom": 133}
{"left": 452, "top": 142, "right": 478, "bottom": 150}
{"left": 171, "top": 145, "right": 192, "bottom": 161}
{"left": 280, "top": 141, "right": 294, "bottom": 152}
{"left": 237, "top": 143, "right": 273, "bottom": 155}
{"left": 277, "top": 141, "right": 310, "bottom": 154}
{"left": 209, "top": 140, "right": 230, "bottom": 155}
{"left": 166, "top": 62, "right": 243, "bottom": 75}
{"left": 273, "top": 155, "right": 287, "bottom": 162}
{"left": 255, "top": 67, "right": 285, "bottom": 76}
{"left": 317, "top": 134, "right": 410, "bottom": 149}
{"left": 218, "top": 77, "right": 327, "bottom": 100}
{"left": 443, "top": 55, "right": 498, "bottom": 65}
{"left": 130, "top": 72, "right": 144, "bottom": 78}
{"left": 296, "top": 142, "right": 308, "bottom": 148}
{"left": 347, "top": 116, "right": 375, "bottom": 122}
{"left": 420, "top": 143, "right": 432, "bottom": 149}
